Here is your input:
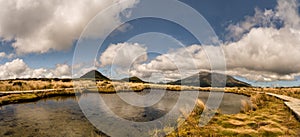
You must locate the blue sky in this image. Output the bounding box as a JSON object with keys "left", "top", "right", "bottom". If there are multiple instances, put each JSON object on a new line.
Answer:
{"left": 1, "top": 0, "right": 278, "bottom": 67}
{"left": 182, "top": 0, "right": 278, "bottom": 40}
{"left": 0, "top": 0, "right": 300, "bottom": 87}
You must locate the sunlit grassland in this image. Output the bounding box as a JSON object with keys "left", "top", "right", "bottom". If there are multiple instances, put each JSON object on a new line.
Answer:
{"left": 95, "top": 81, "right": 203, "bottom": 92}
{"left": 8, "top": 79, "right": 299, "bottom": 96}
{"left": 0, "top": 79, "right": 73, "bottom": 91}
{"left": 226, "top": 87, "right": 300, "bottom": 99}
{"left": 153, "top": 92, "right": 300, "bottom": 136}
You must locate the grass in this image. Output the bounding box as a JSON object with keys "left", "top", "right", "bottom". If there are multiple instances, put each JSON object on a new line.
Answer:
{"left": 1, "top": 79, "right": 300, "bottom": 97}
{"left": 0, "top": 79, "right": 73, "bottom": 91}
{"left": 0, "top": 89, "right": 75, "bottom": 106}
{"left": 226, "top": 87, "right": 300, "bottom": 99}
{"left": 95, "top": 81, "right": 202, "bottom": 93}
{"left": 240, "top": 99, "right": 252, "bottom": 113}
{"left": 161, "top": 92, "right": 300, "bottom": 137}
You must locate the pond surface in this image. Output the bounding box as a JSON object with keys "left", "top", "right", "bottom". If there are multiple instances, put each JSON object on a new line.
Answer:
{"left": 0, "top": 90, "right": 249, "bottom": 137}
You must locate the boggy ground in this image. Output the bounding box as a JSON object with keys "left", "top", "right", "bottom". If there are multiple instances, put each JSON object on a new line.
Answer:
{"left": 1, "top": 80, "right": 300, "bottom": 136}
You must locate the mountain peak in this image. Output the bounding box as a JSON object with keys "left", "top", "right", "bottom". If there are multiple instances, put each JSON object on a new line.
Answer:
{"left": 80, "top": 70, "right": 110, "bottom": 81}
{"left": 169, "top": 72, "right": 251, "bottom": 87}
{"left": 121, "top": 76, "right": 147, "bottom": 83}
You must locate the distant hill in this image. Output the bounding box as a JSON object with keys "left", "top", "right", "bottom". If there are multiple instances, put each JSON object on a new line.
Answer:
{"left": 168, "top": 72, "right": 251, "bottom": 87}
{"left": 80, "top": 70, "right": 110, "bottom": 81}
{"left": 121, "top": 76, "right": 147, "bottom": 83}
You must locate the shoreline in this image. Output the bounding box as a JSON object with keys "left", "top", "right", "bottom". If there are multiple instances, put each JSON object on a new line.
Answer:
{"left": 0, "top": 86, "right": 298, "bottom": 107}
{"left": 0, "top": 86, "right": 228, "bottom": 106}
{"left": 0, "top": 89, "right": 75, "bottom": 106}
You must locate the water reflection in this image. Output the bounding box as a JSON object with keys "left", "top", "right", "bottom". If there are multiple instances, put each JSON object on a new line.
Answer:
{"left": 0, "top": 96, "right": 106, "bottom": 137}
{"left": 0, "top": 90, "right": 249, "bottom": 136}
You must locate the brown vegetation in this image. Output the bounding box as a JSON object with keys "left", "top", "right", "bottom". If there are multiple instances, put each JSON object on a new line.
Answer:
{"left": 0, "top": 79, "right": 73, "bottom": 91}
{"left": 161, "top": 91, "right": 300, "bottom": 136}
{"left": 226, "top": 87, "right": 300, "bottom": 99}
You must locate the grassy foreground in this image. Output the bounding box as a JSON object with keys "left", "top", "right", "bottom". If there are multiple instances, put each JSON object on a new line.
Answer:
{"left": 156, "top": 92, "right": 300, "bottom": 136}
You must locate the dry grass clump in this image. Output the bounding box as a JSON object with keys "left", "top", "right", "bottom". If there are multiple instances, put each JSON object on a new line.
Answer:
{"left": 240, "top": 99, "right": 253, "bottom": 113}
{"left": 95, "top": 81, "right": 147, "bottom": 93}
{"left": 166, "top": 85, "right": 182, "bottom": 91}
{"left": 240, "top": 100, "right": 250, "bottom": 113}
{"left": 52, "top": 81, "right": 73, "bottom": 89}
{"left": 74, "top": 80, "right": 96, "bottom": 89}
{"left": 0, "top": 80, "right": 74, "bottom": 91}
{"left": 0, "top": 80, "right": 52, "bottom": 91}
{"left": 94, "top": 81, "right": 203, "bottom": 93}
{"left": 194, "top": 99, "right": 206, "bottom": 115}
{"left": 152, "top": 99, "right": 206, "bottom": 137}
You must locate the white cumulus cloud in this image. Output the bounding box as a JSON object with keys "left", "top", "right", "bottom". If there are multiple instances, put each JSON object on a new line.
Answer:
{"left": 128, "top": 45, "right": 208, "bottom": 82}
{"left": 0, "top": 0, "right": 139, "bottom": 54}
{"left": 100, "top": 42, "right": 148, "bottom": 67}
{"left": 223, "top": 0, "right": 300, "bottom": 81}
{"left": 119, "top": 0, "right": 300, "bottom": 82}
{"left": 0, "top": 58, "right": 71, "bottom": 79}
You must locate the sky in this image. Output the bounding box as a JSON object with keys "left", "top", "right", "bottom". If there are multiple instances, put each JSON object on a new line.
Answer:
{"left": 0, "top": 0, "right": 300, "bottom": 87}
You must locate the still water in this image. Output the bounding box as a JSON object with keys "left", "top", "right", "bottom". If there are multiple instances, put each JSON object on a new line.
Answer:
{"left": 0, "top": 90, "right": 249, "bottom": 137}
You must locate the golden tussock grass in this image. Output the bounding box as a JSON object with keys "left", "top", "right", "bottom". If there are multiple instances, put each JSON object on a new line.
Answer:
{"left": 0, "top": 80, "right": 73, "bottom": 91}
{"left": 95, "top": 81, "right": 203, "bottom": 93}
{"left": 240, "top": 99, "right": 252, "bottom": 113}
{"left": 0, "top": 89, "right": 75, "bottom": 106}
{"left": 226, "top": 87, "right": 300, "bottom": 99}
{"left": 162, "top": 89, "right": 300, "bottom": 137}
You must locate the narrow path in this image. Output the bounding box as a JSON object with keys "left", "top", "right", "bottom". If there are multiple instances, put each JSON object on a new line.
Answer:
{"left": 266, "top": 93, "right": 300, "bottom": 120}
